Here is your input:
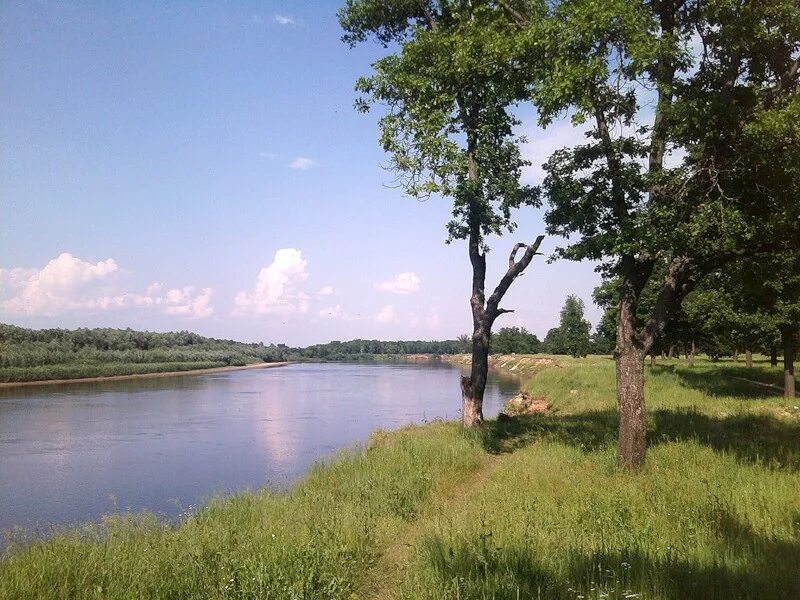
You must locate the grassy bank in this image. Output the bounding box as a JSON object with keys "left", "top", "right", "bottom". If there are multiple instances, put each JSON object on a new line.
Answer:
{"left": 0, "top": 361, "right": 231, "bottom": 384}
{"left": 2, "top": 357, "right": 799, "bottom": 599}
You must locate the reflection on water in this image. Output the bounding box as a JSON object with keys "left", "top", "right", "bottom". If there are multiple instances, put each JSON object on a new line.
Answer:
{"left": 0, "top": 361, "right": 518, "bottom": 532}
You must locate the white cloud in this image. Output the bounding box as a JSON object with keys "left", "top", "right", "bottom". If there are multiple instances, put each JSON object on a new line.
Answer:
{"left": 0, "top": 252, "right": 118, "bottom": 315}
{"left": 289, "top": 157, "right": 317, "bottom": 170}
{"left": 274, "top": 14, "right": 295, "bottom": 25}
{"left": 234, "top": 248, "right": 310, "bottom": 316}
{"left": 0, "top": 253, "right": 213, "bottom": 318}
{"left": 316, "top": 285, "right": 334, "bottom": 296}
{"left": 376, "top": 304, "right": 396, "bottom": 324}
{"left": 162, "top": 287, "right": 214, "bottom": 318}
{"left": 375, "top": 272, "right": 421, "bottom": 295}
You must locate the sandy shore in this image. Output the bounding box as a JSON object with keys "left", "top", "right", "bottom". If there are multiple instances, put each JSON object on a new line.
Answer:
{"left": 0, "top": 361, "right": 290, "bottom": 389}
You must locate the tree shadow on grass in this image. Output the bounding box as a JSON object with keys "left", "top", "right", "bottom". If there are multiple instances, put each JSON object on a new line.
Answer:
{"left": 653, "top": 364, "right": 784, "bottom": 399}
{"left": 417, "top": 510, "right": 800, "bottom": 599}
{"left": 481, "top": 409, "right": 800, "bottom": 470}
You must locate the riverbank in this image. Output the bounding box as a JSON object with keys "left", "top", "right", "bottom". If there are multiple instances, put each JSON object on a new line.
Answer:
{"left": 0, "top": 361, "right": 289, "bottom": 389}
{"left": 1, "top": 357, "right": 798, "bottom": 599}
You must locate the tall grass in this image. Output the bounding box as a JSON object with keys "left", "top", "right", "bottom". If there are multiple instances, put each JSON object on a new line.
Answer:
{"left": 0, "top": 424, "right": 483, "bottom": 600}
{"left": 399, "top": 357, "right": 800, "bottom": 599}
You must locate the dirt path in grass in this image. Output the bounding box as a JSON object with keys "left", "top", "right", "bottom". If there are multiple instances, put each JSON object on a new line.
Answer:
{"left": 360, "top": 453, "right": 502, "bottom": 599}
{"left": 730, "top": 376, "right": 797, "bottom": 397}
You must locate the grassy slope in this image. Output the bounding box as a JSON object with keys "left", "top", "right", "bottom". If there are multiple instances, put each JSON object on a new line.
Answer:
{"left": 0, "top": 361, "right": 232, "bottom": 383}
{"left": 1, "top": 357, "right": 799, "bottom": 599}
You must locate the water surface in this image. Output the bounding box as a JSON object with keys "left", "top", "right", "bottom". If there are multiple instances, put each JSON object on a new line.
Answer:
{"left": 0, "top": 362, "right": 517, "bottom": 533}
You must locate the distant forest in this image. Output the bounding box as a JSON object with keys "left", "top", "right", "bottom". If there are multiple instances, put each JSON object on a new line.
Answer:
{"left": 0, "top": 322, "right": 568, "bottom": 383}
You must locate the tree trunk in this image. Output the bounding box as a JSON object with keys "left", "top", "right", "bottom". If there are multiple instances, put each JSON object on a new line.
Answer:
{"left": 689, "top": 339, "right": 696, "bottom": 367}
{"left": 781, "top": 326, "right": 796, "bottom": 399}
{"left": 733, "top": 349, "right": 739, "bottom": 362}
{"left": 615, "top": 288, "right": 646, "bottom": 470}
{"left": 616, "top": 343, "right": 646, "bottom": 470}
{"left": 650, "top": 354, "right": 656, "bottom": 367}
{"left": 668, "top": 345, "right": 675, "bottom": 359}
{"left": 745, "top": 349, "right": 753, "bottom": 369}
{"left": 461, "top": 327, "right": 489, "bottom": 426}
{"left": 771, "top": 344, "right": 778, "bottom": 367}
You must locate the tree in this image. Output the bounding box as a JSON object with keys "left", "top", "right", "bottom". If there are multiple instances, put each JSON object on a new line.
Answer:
{"left": 558, "top": 296, "right": 591, "bottom": 358}
{"left": 501, "top": 0, "right": 800, "bottom": 468}
{"left": 491, "top": 326, "right": 542, "bottom": 354}
{"left": 340, "top": 1, "right": 545, "bottom": 426}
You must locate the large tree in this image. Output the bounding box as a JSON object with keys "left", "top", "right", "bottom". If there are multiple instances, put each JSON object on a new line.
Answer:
{"left": 500, "top": 0, "right": 800, "bottom": 467}
{"left": 340, "top": 1, "right": 545, "bottom": 425}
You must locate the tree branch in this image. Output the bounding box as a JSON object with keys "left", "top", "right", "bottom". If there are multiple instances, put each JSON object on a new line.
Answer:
{"left": 496, "top": 0, "right": 528, "bottom": 27}
{"left": 485, "top": 235, "right": 545, "bottom": 321}
{"left": 639, "top": 257, "right": 701, "bottom": 353}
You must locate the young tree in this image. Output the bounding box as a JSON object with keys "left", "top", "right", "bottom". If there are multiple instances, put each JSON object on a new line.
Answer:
{"left": 557, "top": 296, "right": 592, "bottom": 358}
{"left": 491, "top": 326, "right": 542, "bottom": 354}
{"left": 340, "top": 1, "right": 545, "bottom": 426}
{"left": 501, "top": 0, "right": 800, "bottom": 467}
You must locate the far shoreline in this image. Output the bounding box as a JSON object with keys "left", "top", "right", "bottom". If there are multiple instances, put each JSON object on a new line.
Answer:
{"left": 0, "top": 361, "right": 290, "bottom": 389}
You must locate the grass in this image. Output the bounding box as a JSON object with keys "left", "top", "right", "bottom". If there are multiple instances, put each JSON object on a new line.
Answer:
{"left": 0, "top": 361, "right": 240, "bottom": 383}
{"left": 1, "top": 356, "right": 798, "bottom": 599}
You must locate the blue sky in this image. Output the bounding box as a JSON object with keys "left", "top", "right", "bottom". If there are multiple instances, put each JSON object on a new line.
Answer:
{"left": 0, "top": 1, "right": 602, "bottom": 346}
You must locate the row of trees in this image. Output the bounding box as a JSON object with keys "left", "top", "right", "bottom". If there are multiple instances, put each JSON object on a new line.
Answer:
{"left": 340, "top": 0, "right": 800, "bottom": 469}
{"left": 0, "top": 324, "right": 286, "bottom": 368}
{"left": 490, "top": 296, "right": 593, "bottom": 357}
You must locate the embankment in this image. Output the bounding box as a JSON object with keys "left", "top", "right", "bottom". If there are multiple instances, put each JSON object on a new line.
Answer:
{"left": 0, "top": 361, "right": 289, "bottom": 389}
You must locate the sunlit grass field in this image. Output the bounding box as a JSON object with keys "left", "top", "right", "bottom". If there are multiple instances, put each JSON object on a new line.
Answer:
{"left": 1, "top": 356, "right": 798, "bottom": 599}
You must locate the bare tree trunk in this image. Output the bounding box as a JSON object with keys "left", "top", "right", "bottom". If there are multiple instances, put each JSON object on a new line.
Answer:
{"left": 689, "top": 339, "right": 696, "bottom": 367}
{"left": 733, "top": 349, "right": 739, "bottom": 362}
{"left": 461, "top": 326, "right": 489, "bottom": 426}
{"left": 745, "top": 349, "right": 753, "bottom": 369}
{"left": 668, "top": 345, "right": 675, "bottom": 359}
{"left": 771, "top": 344, "right": 778, "bottom": 367}
{"left": 782, "top": 326, "right": 796, "bottom": 399}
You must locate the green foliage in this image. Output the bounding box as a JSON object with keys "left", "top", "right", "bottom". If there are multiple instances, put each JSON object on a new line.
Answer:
{"left": 0, "top": 324, "right": 284, "bottom": 382}
{"left": 542, "top": 296, "right": 592, "bottom": 357}
{"left": 340, "top": 1, "right": 540, "bottom": 245}
{"left": 293, "top": 339, "right": 464, "bottom": 360}
{"left": 490, "top": 326, "right": 541, "bottom": 355}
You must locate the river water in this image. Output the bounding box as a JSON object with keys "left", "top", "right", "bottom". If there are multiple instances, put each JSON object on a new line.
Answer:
{"left": 0, "top": 361, "right": 518, "bottom": 534}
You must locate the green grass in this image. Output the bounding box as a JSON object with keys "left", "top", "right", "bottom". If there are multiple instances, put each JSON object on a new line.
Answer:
{"left": 1, "top": 357, "right": 798, "bottom": 599}
{"left": 0, "top": 424, "right": 483, "bottom": 600}
{"left": 400, "top": 357, "right": 800, "bottom": 599}
{"left": 0, "top": 361, "right": 239, "bottom": 383}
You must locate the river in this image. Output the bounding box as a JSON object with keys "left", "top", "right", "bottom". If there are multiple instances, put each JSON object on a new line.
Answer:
{"left": 0, "top": 361, "right": 518, "bottom": 534}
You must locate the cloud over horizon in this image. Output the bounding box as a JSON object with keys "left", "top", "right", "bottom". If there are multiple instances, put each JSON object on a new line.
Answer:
{"left": 375, "top": 304, "right": 396, "bottom": 324}
{"left": 234, "top": 248, "right": 310, "bottom": 316}
{"left": 0, "top": 253, "right": 214, "bottom": 318}
{"left": 375, "top": 272, "right": 420, "bottom": 295}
